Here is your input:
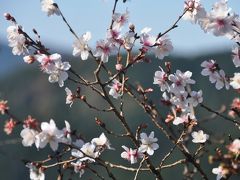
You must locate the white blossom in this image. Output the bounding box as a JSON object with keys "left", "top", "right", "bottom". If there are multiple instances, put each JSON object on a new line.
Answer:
{"left": 153, "top": 67, "right": 169, "bottom": 91}
{"left": 200, "top": 0, "right": 235, "bottom": 37}
{"left": 94, "top": 39, "right": 117, "bottom": 63}
{"left": 108, "top": 79, "right": 123, "bottom": 99}
{"left": 72, "top": 32, "right": 91, "bottom": 60}
{"left": 112, "top": 10, "right": 129, "bottom": 29}
{"left": 169, "top": 70, "right": 195, "bottom": 94}
{"left": 26, "top": 163, "right": 45, "bottom": 180}
{"left": 227, "top": 139, "right": 240, "bottom": 154}
{"left": 123, "top": 31, "right": 135, "bottom": 50}
{"left": 140, "top": 27, "right": 156, "bottom": 47}
{"left": 138, "top": 131, "right": 159, "bottom": 155}
{"left": 154, "top": 35, "right": 173, "bottom": 60}
{"left": 212, "top": 166, "right": 226, "bottom": 180}
{"left": 91, "top": 133, "right": 114, "bottom": 150}
{"left": 65, "top": 87, "right": 74, "bottom": 107}
{"left": 230, "top": 73, "right": 240, "bottom": 89}
{"left": 191, "top": 130, "right": 209, "bottom": 143}
{"left": 71, "top": 160, "right": 85, "bottom": 178}
{"left": 35, "top": 119, "right": 63, "bottom": 151}
{"left": 121, "top": 146, "right": 143, "bottom": 164}
{"left": 20, "top": 128, "right": 38, "bottom": 147}
{"left": 183, "top": 0, "right": 206, "bottom": 23}
{"left": 40, "top": 0, "right": 60, "bottom": 16}
{"left": 48, "top": 61, "right": 71, "bottom": 87}
{"left": 188, "top": 90, "right": 203, "bottom": 107}
{"left": 6, "top": 25, "right": 27, "bottom": 55}
{"left": 232, "top": 46, "right": 240, "bottom": 67}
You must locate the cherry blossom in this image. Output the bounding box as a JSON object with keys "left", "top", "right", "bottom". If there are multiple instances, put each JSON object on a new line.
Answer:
{"left": 35, "top": 119, "right": 63, "bottom": 151}
{"left": 0, "top": 100, "right": 9, "bottom": 114}
{"left": 201, "top": 60, "right": 229, "bottom": 90}
{"left": 212, "top": 166, "right": 227, "bottom": 180}
{"left": 191, "top": 130, "right": 209, "bottom": 143}
{"left": 94, "top": 39, "right": 117, "bottom": 63}
{"left": 108, "top": 79, "right": 123, "bottom": 99}
{"left": 169, "top": 70, "right": 195, "bottom": 94}
{"left": 230, "top": 73, "right": 240, "bottom": 89}
{"left": 40, "top": 0, "right": 60, "bottom": 16}
{"left": 183, "top": 0, "right": 206, "bottom": 23}
{"left": 188, "top": 90, "right": 203, "bottom": 107}
{"left": 201, "top": 0, "right": 235, "bottom": 37}
{"left": 173, "top": 113, "right": 190, "bottom": 125}
{"left": 20, "top": 128, "right": 38, "bottom": 147}
{"left": 140, "top": 27, "right": 156, "bottom": 48}
{"left": 153, "top": 67, "right": 169, "bottom": 91}
{"left": 123, "top": 31, "right": 135, "bottom": 50}
{"left": 65, "top": 87, "right": 74, "bottom": 107}
{"left": 47, "top": 61, "right": 71, "bottom": 87}
{"left": 232, "top": 46, "right": 240, "bottom": 67}
{"left": 6, "top": 25, "right": 27, "bottom": 55}
{"left": 26, "top": 163, "right": 45, "bottom": 180}
{"left": 72, "top": 32, "right": 91, "bottom": 60}
{"left": 138, "top": 131, "right": 159, "bottom": 155}
{"left": 112, "top": 10, "right": 129, "bottom": 28}
{"left": 227, "top": 139, "right": 240, "bottom": 154}
{"left": 91, "top": 133, "right": 114, "bottom": 150}
{"left": 4, "top": 118, "right": 17, "bottom": 135}
{"left": 154, "top": 35, "right": 173, "bottom": 60}
{"left": 71, "top": 160, "right": 85, "bottom": 178}
{"left": 23, "top": 55, "right": 36, "bottom": 64}
{"left": 121, "top": 146, "right": 143, "bottom": 164}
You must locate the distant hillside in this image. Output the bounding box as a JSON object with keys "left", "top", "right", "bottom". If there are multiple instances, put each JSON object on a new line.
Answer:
{"left": 0, "top": 49, "right": 239, "bottom": 179}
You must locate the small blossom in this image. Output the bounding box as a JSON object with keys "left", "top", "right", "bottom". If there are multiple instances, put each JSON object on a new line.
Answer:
{"left": 112, "top": 10, "right": 129, "bottom": 28}
{"left": 91, "top": 133, "right": 114, "bottom": 150}
{"left": 154, "top": 35, "right": 173, "bottom": 60}
{"left": 40, "top": 0, "right": 60, "bottom": 16}
{"left": 191, "top": 130, "right": 209, "bottom": 143}
{"left": 169, "top": 70, "right": 195, "bottom": 94}
{"left": 123, "top": 31, "right": 135, "bottom": 50}
{"left": 80, "top": 142, "right": 98, "bottom": 162}
{"left": 36, "top": 53, "right": 62, "bottom": 73}
{"left": 71, "top": 160, "right": 85, "bottom": 178}
{"left": 108, "top": 79, "right": 123, "bottom": 99}
{"left": 212, "top": 166, "right": 227, "bottom": 180}
{"left": 183, "top": 0, "right": 206, "bottom": 23}
{"left": 94, "top": 39, "right": 117, "bottom": 63}
{"left": 230, "top": 73, "right": 240, "bottom": 89}
{"left": 20, "top": 128, "right": 38, "bottom": 147}
{"left": 138, "top": 131, "right": 159, "bottom": 155}
{"left": 23, "top": 115, "right": 39, "bottom": 129}
{"left": 48, "top": 61, "right": 71, "bottom": 87}
{"left": 72, "top": 32, "right": 91, "bottom": 60}
{"left": 23, "top": 55, "right": 36, "bottom": 64}
{"left": 6, "top": 25, "right": 27, "bottom": 55}
{"left": 188, "top": 90, "right": 203, "bottom": 107}
{"left": 173, "top": 113, "right": 189, "bottom": 125}
{"left": 227, "top": 139, "right": 240, "bottom": 154}
{"left": 26, "top": 163, "right": 45, "bottom": 180}
{"left": 140, "top": 27, "right": 156, "bottom": 47}
{"left": 60, "top": 120, "right": 72, "bottom": 144}
{"left": 201, "top": 0, "right": 236, "bottom": 38}
{"left": 153, "top": 67, "right": 169, "bottom": 92}
{"left": 121, "top": 146, "right": 143, "bottom": 164}
{"left": 0, "top": 100, "right": 9, "bottom": 114}
{"left": 35, "top": 119, "right": 63, "bottom": 151}
{"left": 4, "top": 118, "right": 17, "bottom": 135}
{"left": 65, "top": 87, "right": 74, "bottom": 107}
{"left": 232, "top": 46, "right": 240, "bottom": 67}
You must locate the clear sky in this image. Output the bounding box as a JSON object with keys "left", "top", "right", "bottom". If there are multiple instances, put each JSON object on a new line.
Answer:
{"left": 1, "top": 0, "right": 240, "bottom": 55}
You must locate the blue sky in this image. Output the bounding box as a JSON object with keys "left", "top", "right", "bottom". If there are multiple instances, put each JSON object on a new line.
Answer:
{"left": 1, "top": 0, "right": 240, "bottom": 55}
